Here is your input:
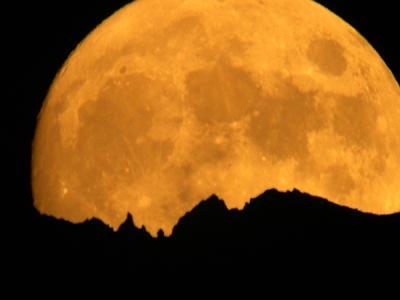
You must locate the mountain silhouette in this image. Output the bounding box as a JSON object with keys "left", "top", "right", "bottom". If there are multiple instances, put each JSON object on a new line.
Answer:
{"left": 11, "top": 188, "right": 400, "bottom": 275}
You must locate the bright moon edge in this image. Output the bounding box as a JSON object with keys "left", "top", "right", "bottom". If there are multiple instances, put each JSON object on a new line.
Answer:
{"left": 32, "top": 0, "right": 400, "bottom": 236}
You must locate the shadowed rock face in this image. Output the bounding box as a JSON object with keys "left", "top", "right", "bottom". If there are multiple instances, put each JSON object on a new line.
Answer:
{"left": 21, "top": 188, "right": 400, "bottom": 272}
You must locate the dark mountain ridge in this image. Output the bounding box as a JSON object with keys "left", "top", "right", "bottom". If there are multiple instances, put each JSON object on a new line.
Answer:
{"left": 15, "top": 188, "right": 399, "bottom": 272}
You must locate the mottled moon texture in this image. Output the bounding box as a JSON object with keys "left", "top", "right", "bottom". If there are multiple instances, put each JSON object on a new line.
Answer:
{"left": 32, "top": 0, "right": 400, "bottom": 235}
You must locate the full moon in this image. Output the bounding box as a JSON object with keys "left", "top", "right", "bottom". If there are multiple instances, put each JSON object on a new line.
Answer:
{"left": 32, "top": 0, "right": 400, "bottom": 235}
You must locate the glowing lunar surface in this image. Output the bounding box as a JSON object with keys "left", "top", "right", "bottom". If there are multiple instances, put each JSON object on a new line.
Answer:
{"left": 32, "top": 0, "right": 400, "bottom": 235}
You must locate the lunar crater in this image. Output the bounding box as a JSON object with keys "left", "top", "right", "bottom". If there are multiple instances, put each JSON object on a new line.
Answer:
{"left": 185, "top": 60, "right": 260, "bottom": 124}
{"left": 248, "top": 76, "right": 325, "bottom": 162}
{"left": 332, "top": 94, "right": 380, "bottom": 148}
{"left": 307, "top": 37, "right": 347, "bottom": 76}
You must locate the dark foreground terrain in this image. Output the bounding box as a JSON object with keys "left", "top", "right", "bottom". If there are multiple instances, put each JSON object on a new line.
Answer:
{"left": 11, "top": 189, "right": 400, "bottom": 278}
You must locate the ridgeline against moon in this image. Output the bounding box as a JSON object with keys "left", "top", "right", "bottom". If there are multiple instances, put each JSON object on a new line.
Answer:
{"left": 32, "top": 0, "right": 400, "bottom": 235}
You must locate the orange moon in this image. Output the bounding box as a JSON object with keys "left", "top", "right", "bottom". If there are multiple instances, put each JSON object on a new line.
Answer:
{"left": 32, "top": 0, "right": 400, "bottom": 235}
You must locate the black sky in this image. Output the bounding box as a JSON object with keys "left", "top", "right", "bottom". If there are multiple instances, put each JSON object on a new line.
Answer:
{"left": 6, "top": 0, "right": 399, "bottom": 227}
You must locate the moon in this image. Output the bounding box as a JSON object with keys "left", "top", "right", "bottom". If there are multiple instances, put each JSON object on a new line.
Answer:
{"left": 32, "top": 0, "right": 400, "bottom": 235}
